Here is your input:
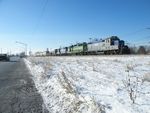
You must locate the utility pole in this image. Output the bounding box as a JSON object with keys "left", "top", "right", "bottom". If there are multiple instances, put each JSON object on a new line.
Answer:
{"left": 16, "top": 41, "right": 27, "bottom": 56}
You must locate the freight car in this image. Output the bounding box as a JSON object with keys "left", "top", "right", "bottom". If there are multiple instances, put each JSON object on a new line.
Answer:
{"left": 49, "top": 36, "right": 130, "bottom": 55}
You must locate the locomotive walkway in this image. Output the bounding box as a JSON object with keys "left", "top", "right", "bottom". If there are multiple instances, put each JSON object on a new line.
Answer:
{"left": 0, "top": 59, "right": 49, "bottom": 113}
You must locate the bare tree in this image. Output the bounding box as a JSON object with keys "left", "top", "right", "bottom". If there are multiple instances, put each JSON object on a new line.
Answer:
{"left": 137, "top": 46, "right": 146, "bottom": 54}
{"left": 129, "top": 46, "right": 137, "bottom": 54}
{"left": 145, "top": 46, "right": 150, "bottom": 54}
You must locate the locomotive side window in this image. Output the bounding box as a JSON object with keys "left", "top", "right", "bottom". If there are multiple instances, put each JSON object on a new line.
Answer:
{"left": 111, "top": 39, "right": 119, "bottom": 45}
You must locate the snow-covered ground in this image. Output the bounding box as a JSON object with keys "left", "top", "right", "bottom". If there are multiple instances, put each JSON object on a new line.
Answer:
{"left": 24, "top": 55, "right": 150, "bottom": 113}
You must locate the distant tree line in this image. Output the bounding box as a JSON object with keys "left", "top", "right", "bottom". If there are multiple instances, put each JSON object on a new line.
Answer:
{"left": 129, "top": 45, "right": 150, "bottom": 54}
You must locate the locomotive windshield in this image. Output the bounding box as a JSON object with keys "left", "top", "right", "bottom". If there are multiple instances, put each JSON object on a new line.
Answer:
{"left": 110, "top": 36, "right": 120, "bottom": 45}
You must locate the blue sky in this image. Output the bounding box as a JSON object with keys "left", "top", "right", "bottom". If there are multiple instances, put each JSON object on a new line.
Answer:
{"left": 0, "top": 0, "right": 150, "bottom": 53}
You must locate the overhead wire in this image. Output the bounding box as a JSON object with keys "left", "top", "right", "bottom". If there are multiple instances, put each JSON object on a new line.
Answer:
{"left": 121, "top": 28, "right": 150, "bottom": 46}
{"left": 32, "top": 0, "right": 49, "bottom": 35}
{"left": 29, "top": 0, "right": 48, "bottom": 53}
{"left": 121, "top": 28, "right": 146, "bottom": 37}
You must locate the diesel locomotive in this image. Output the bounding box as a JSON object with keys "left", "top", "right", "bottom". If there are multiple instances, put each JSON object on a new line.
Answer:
{"left": 47, "top": 36, "right": 130, "bottom": 56}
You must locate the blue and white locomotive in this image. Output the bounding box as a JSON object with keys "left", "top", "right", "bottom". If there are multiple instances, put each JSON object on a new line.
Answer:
{"left": 87, "top": 36, "right": 129, "bottom": 54}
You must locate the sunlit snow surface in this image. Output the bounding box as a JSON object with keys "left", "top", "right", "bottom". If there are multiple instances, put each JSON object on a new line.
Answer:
{"left": 25, "top": 56, "right": 150, "bottom": 113}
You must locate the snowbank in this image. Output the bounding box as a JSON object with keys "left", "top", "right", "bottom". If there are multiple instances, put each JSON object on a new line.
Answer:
{"left": 24, "top": 55, "right": 150, "bottom": 113}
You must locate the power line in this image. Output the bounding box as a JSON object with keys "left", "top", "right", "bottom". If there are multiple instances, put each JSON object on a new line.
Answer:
{"left": 32, "top": 0, "right": 49, "bottom": 35}
{"left": 128, "top": 36, "right": 150, "bottom": 46}
{"left": 138, "top": 35, "right": 150, "bottom": 40}
{"left": 121, "top": 27, "right": 150, "bottom": 45}
{"left": 121, "top": 28, "right": 146, "bottom": 37}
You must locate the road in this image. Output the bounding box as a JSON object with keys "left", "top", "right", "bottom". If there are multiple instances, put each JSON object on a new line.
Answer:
{"left": 0, "top": 59, "right": 49, "bottom": 113}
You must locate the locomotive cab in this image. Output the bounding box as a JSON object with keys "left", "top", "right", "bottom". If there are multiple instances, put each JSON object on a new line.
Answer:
{"left": 109, "top": 36, "right": 120, "bottom": 46}
{"left": 104, "top": 36, "right": 124, "bottom": 54}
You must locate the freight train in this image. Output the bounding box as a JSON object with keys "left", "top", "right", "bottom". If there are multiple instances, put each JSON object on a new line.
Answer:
{"left": 47, "top": 36, "right": 130, "bottom": 56}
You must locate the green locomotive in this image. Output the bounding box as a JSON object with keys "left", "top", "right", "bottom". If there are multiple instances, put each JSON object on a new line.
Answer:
{"left": 69, "top": 42, "right": 87, "bottom": 55}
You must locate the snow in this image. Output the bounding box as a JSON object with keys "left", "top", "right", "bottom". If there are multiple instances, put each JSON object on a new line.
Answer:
{"left": 24, "top": 55, "right": 150, "bottom": 113}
